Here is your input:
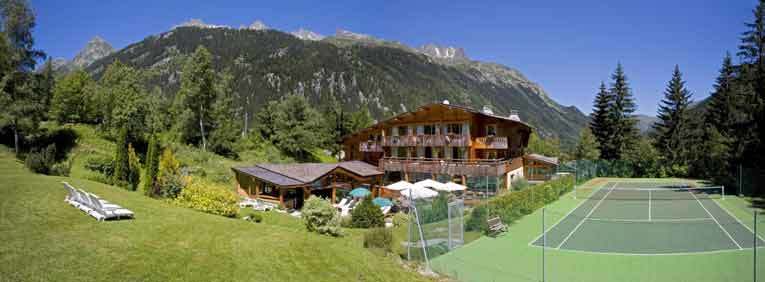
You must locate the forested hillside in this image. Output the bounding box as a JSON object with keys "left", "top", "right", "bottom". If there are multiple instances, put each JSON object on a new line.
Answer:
{"left": 83, "top": 26, "right": 588, "bottom": 144}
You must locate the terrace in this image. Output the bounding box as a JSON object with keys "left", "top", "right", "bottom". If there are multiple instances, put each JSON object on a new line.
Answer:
{"left": 379, "top": 156, "right": 523, "bottom": 177}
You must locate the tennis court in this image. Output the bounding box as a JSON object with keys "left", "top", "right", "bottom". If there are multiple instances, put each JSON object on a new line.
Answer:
{"left": 531, "top": 181, "right": 765, "bottom": 254}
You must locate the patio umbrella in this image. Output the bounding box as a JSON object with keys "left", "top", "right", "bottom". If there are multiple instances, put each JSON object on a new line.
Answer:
{"left": 385, "top": 180, "right": 413, "bottom": 191}
{"left": 400, "top": 185, "right": 438, "bottom": 199}
{"left": 414, "top": 179, "right": 446, "bottom": 190}
{"left": 349, "top": 187, "right": 371, "bottom": 198}
{"left": 441, "top": 181, "right": 467, "bottom": 192}
{"left": 372, "top": 197, "right": 393, "bottom": 207}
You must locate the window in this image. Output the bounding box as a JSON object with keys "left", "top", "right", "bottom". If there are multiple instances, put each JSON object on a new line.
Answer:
{"left": 425, "top": 147, "right": 433, "bottom": 158}
{"left": 423, "top": 124, "right": 436, "bottom": 135}
{"left": 447, "top": 123, "right": 462, "bottom": 135}
{"left": 397, "top": 147, "right": 407, "bottom": 158}
{"left": 397, "top": 126, "right": 408, "bottom": 136}
{"left": 452, "top": 147, "right": 461, "bottom": 160}
{"left": 486, "top": 124, "right": 497, "bottom": 136}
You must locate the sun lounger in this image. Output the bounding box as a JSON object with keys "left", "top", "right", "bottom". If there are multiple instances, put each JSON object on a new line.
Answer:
{"left": 86, "top": 194, "right": 134, "bottom": 221}
{"left": 380, "top": 206, "right": 391, "bottom": 215}
{"left": 62, "top": 182, "right": 134, "bottom": 221}
{"left": 333, "top": 198, "right": 348, "bottom": 208}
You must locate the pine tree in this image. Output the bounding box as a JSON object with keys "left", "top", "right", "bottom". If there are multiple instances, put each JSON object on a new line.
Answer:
{"left": 608, "top": 63, "right": 639, "bottom": 159}
{"left": 590, "top": 82, "right": 615, "bottom": 159}
{"left": 208, "top": 70, "right": 240, "bottom": 157}
{"left": 574, "top": 127, "right": 600, "bottom": 160}
{"left": 113, "top": 127, "right": 130, "bottom": 187}
{"left": 654, "top": 65, "right": 693, "bottom": 168}
{"left": 0, "top": 0, "right": 46, "bottom": 155}
{"left": 142, "top": 135, "right": 160, "bottom": 196}
{"left": 172, "top": 46, "right": 216, "bottom": 151}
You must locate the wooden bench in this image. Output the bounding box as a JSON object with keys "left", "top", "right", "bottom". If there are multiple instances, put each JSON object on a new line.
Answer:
{"left": 487, "top": 216, "right": 507, "bottom": 236}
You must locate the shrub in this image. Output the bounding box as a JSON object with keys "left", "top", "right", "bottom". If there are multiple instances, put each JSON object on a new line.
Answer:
{"left": 391, "top": 212, "right": 409, "bottom": 227}
{"left": 465, "top": 204, "right": 488, "bottom": 232}
{"left": 156, "top": 148, "right": 184, "bottom": 198}
{"left": 25, "top": 144, "right": 56, "bottom": 174}
{"left": 174, "top": 178, "right": 238, "bottom": 217}
{"left": 485, "top": 175, "right": 574, "bottom": 228}
{"left": 241, "top": 210, "right": 264, "bottom": 223}
{"left": 339, "top": 215, "right": 353, "bottom": 228}
{"left": 351, "top": 197, "right": 384, "bottom": 228}
{"left": 302, "top": 196, "right": 343, "bottom": 236}
{"left": 126, "top": 143, "right": 141, "bottom": 191}
{"left": 419, "top": 193, "right": 448, "bottom": 223}
{"left": 511, "top": 177, "right": 530, "bottom": 191}
{"left": 84, "top": 155, "right": 114, "bottom": 178}
{"left": 363, "top": 227, "right": 393, "bottom": 252}
{"left": 50, "top": 158, "right": 72, "bottom": 176}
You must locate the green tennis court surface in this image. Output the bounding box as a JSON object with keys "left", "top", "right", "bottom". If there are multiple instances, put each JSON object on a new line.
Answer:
{"left": 532, "top": 182, "right": 765, "bottom": 254}
{"left": 431, "top": 178, "right": 765, "bottom": 282}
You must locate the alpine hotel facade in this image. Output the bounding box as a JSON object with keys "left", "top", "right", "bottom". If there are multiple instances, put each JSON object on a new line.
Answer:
{"left": 341, "top": 101, "right": 534, "bottom": 193}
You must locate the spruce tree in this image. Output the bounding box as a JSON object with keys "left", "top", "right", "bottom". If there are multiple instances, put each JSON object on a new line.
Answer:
{"left": 590, "top": 82, "right": 615, "bottom": 159}
{"left": 113, "top": 127, "right": 130, "bottom": 187}
{"left": 608, "top": 63, "right": 639, "bottom": 159}
{"left": 654, "top": 65, "right": 693, "bottom": 167}
{"left": 738, "top": 0, "right": 765, "bottom": 164}
{"left": 705, "top": 54, "right": 737, "bottom": 134}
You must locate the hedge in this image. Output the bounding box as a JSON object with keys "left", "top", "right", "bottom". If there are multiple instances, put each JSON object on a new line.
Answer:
{"left": 467, "top": 175, "right": 574, "bottom": 233}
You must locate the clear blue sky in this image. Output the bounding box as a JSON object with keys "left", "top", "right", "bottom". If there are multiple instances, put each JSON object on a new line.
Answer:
{"left": 31, "top": 0, "right": 756, "bottom": 115}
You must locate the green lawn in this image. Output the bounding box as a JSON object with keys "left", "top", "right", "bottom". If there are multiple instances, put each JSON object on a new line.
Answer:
{"left": 431, "top": 178, "right": 764, "bottom": 282}
{"left": 0, "top": 149, "right": 428, "bottom": 282}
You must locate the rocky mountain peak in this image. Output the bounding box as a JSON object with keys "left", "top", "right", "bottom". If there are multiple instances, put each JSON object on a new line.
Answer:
{"left": 291, "top": 28, "right": 324, "bottom": 41}
{"left": 247, "top": 20, "right": 269, "bottom": 31}
{"left": 71, "top": 36, "right": 114, "bottom": 69}
{"left": 335, "top": 29, "right": 374, "bottom": 40}
{"left": 174, "top": 19, "right": 229, "bottom": 29}
{"left": 418, "top": 44, "right": 468, "bottom": 62}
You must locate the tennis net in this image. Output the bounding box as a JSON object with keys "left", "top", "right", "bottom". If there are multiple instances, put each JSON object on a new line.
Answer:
{"left": 575, "top": 186, "right": 725, "bottom": 201}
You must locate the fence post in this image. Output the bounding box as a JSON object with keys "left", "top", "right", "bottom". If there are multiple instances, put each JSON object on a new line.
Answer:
{"left": 542, "top": 207, "right": 546, "bottom": 282}
{"left": 754, "top": 211, "right": 757, "bottom": 282}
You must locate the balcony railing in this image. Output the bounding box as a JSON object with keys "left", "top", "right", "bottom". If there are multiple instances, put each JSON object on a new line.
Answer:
{"left": 381, "top": 134, "right": 470, "bottom": 147}
{"left": 379, "top": 157, "right": 516, "bottom": 177}
{"left": 473, "top": 136, "right": 508, "bottom": 149}
{"left": 359, "top": 141, "right": 383, "bottom": 152}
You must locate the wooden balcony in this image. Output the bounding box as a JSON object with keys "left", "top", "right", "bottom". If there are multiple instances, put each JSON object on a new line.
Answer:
{"left": 381, "top": 134, "right": 470, "bottom": 147}
{"left": 473, "top": 136, "right": 508, "bottom": 149}
{"left": 359, "top": 141, "right": 383, "bottom": 152}
{"left": 379, "top": 157, "right": 515, "bottom": 177}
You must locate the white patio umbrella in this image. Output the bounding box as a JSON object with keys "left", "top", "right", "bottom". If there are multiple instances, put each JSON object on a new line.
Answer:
{"left": 385, "top": 180, "right": 413, "bottom": 191}
{"left": 401, "top": 185, "right": 438, "bottom": 199}
{"left": 441, "top": 181, "right": 467, "bottom": 192}
{"left": 414, "top": 179, "right": 446, "bottom": 191}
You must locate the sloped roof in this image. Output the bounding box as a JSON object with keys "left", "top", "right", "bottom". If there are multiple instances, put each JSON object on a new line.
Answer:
{"left": 342, "top": 102, "right": 533, "bottom": 141}
{"left": 233, "top": 161, "right": 383, "bottom": 187}
{"left": 524, "top": 153, "right": 559, "bottom": 166}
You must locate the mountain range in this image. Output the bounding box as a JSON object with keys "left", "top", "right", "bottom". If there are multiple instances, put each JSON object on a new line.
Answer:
{"left": 52, "top": 19, "right": 589, "bottom": 145}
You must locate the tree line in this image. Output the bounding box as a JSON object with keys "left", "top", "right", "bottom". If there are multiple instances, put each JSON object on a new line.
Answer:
{"left": 573, "top": 0, "right": 765, "bottom": 194}
{"left": 0, "top": 0, "right": 373, "bottom": 196}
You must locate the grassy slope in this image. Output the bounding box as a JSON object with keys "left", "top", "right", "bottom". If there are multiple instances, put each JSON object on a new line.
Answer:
{"left": 54, "top": 123, "right": 335, "bottom": 186}
{"left": 0, "top": 148, "right": 429, "bottom": 282}
{"left": 431, "top": 178, "right": 764, "bottom": 282}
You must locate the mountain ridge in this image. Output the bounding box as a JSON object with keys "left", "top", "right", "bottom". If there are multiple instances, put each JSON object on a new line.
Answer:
{"left": 74, "top": 21, "right": 588, "bottom": 144}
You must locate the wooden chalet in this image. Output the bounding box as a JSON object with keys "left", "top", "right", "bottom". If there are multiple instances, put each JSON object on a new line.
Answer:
{"left": 341, "top": 101, "right": 533, "bottom": 193}
{"left": 523, "top": 153, "right": 559, "bottom": 181}
{"left": 232, "top": 161, "right": 383, "bottom": 209}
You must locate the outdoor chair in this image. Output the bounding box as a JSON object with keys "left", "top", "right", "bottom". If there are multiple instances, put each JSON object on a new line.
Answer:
{"left": 381, "top": 206, "right": 391, "bottom": 215}
{"left": 334, "top": 198, "right": 348, "bottom": 208}
{"left": 487, "top": 216, "right": 507, "bottom": 237}
{"left": 86, "top": 194, "right": 134, "bottom": 221}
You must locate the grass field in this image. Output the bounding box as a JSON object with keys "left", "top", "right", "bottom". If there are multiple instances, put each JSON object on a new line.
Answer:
{"left": 431, "top": 178, "right": 765, "bottom": 282}
{"left": 0, "top": 148, "right": 429, "bottom": 282}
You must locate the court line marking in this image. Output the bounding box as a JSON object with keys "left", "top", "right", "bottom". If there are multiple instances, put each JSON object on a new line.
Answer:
{"left": 555, "top": 182, "right": 617, "bottom": 249}
{"left": 709, "top": 198, "right": 765, "bottom": 244}
{"left": 529, "top": 243, "right": 765, "bottom": 256}
{"left": 585, "top": 217, "right": 713, "bottom": 223}
{"left": 688, "top": 189, "right": 743, "bottom": 250}
{"left": 527, "top": 181, "right": 610, "bottom": 246}
{"left": 648, "top": 189, "right": 651, "bottom": 221}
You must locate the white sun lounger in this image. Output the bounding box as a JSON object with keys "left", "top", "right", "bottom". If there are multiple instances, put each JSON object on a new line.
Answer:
{"left": 333, "top": 198, "right": 348, "bottom": 208}
{"left": 62, "top": 182, "right": 134, "bottom": 221}
{"left": 380, "top": 206, "right": 391, "bottom": 215}
{"left": 86, "top": 194, "right": 134, "bottom": 221}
